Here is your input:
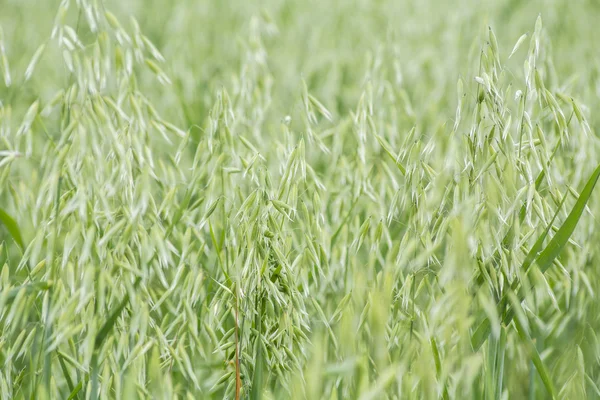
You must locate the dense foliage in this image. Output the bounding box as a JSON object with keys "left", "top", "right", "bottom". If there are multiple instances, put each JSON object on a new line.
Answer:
{"left": 1, "top": 0, "right": 600, "bottom": 399}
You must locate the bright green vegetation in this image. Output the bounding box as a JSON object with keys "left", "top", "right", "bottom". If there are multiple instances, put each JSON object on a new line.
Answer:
{"left": 2, "top": 0, "right": 600, "bottom": 399}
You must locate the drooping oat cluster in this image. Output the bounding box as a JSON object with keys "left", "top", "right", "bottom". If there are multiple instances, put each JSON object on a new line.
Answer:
{"left": 1, "top": 0, "right": 600, "bottom": 399}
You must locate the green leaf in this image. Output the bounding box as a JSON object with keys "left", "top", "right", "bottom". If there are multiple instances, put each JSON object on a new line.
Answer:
{"left": 0, "top": 207, "right": 24, "bottom": 249}
{"left": 250, "top": 335, "right": 264, "bottom": 400}
{"left": 471, "top": 318, "right": 491, "bottom": 351}
{"left": 535, "top": 163, "right": 600, "bottom": 273}
{"left": 66, "top": 375, "right": 87, "bottom": 400}
{"left": 94, "top": 277, "right": 142, "bottom": 349}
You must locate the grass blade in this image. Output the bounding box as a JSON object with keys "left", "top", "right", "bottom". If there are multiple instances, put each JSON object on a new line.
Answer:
{"left": 0, "top": 207, "right": 24, "bottom": 249}
{"left": 535, "top": 164, "right": 600, "bottom": 273}
{"left": 58, "top": 351, "right": 76, "bottom": 396}
{"left": 66, "top": 374, "right": 88, "bottom": 400}
{"left": 250, "top": 335, "right": 264, "bottom": 400}
{"left": 94, "top": 277, "right": 142, "bottom": 349}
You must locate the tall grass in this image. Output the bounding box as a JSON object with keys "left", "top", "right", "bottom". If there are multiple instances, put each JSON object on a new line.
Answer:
{"left": 1, "top": 0, "right": 600, "bottom": 399}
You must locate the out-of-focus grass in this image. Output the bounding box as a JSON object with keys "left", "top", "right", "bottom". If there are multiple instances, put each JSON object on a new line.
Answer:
{"left": 1, "top": 0, "right": 600, "bottom": 399}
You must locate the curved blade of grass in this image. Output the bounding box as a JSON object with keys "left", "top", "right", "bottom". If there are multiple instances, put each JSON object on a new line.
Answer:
{"left": 0, "top": 207, "right": 24, "bottom": 249}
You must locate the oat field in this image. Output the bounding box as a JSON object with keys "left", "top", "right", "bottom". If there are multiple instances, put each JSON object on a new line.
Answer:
{"left": 1, "top": 0, "right": 600, "bottom": 399}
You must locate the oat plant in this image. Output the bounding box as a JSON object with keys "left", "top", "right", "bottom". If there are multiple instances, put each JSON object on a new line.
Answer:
{"left": 1, "top": 0, "right": 600, "bottom": 399}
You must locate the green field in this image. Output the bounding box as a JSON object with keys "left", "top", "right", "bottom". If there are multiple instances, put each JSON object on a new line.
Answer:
{"left": 1, "top": 0, "right": 600, "bottom": 398}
